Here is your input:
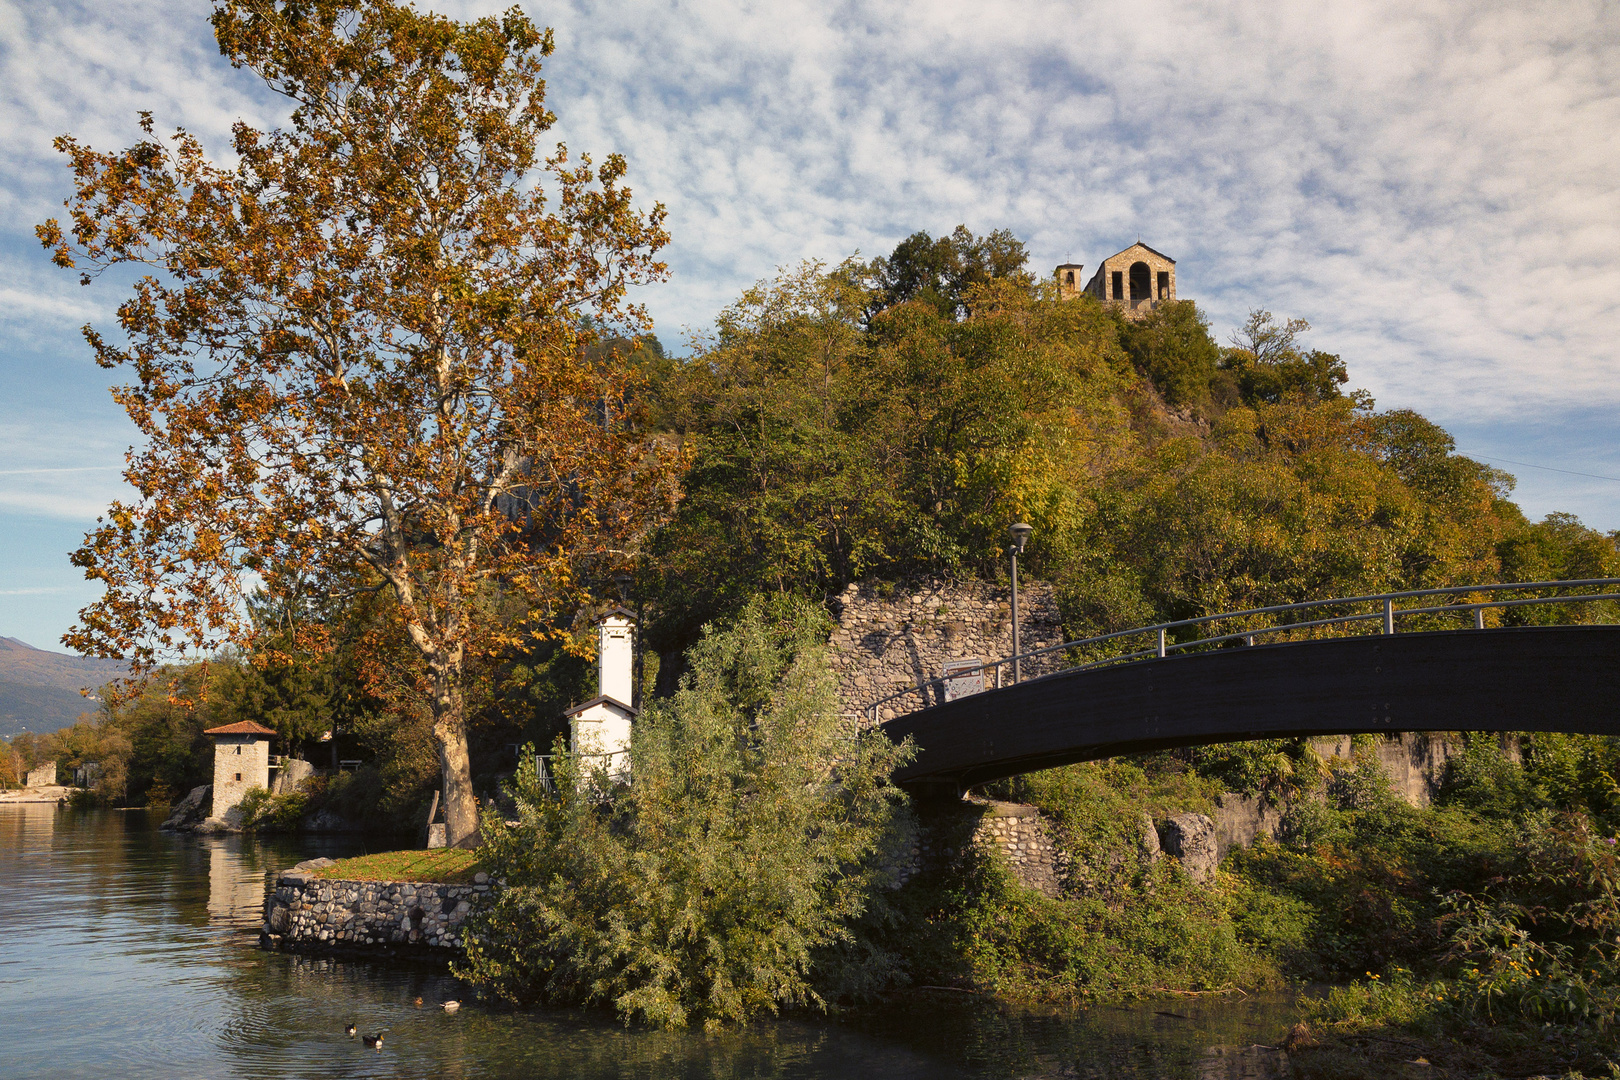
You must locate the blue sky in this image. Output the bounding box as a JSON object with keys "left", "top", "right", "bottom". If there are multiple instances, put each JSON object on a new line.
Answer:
{"left": 2, "top": 0, "right": 1618, "bottom": 652}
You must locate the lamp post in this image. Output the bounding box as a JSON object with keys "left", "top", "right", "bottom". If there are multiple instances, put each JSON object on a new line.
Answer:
{"left": 1008, "top": 523, "right": 1033, "bottom": 684}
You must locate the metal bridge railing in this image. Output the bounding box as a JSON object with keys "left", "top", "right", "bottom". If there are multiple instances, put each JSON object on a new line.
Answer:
{"left": 865, "top": 578, "right": 1620, "bottom": 725}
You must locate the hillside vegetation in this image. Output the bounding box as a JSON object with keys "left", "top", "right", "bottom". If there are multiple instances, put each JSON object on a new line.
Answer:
{"left": 13, "top": 227, "right": 1620, "bottom": 1070}
{"left": 16, "top": 226, "right": 1616, "bottom": 810}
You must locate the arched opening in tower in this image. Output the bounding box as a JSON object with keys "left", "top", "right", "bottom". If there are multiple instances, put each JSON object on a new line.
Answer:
{"left": 1129, "top": 262, "right": 1152, "bottom": 306}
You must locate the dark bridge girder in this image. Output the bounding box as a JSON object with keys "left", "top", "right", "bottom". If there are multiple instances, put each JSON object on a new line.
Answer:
{"left": 879, "top": 626, "right": 1620, "bottom": 793}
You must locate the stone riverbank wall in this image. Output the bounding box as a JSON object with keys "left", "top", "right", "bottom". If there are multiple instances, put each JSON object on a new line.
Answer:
{"left": 262, "top": 866, "right": 494, "bottom": 954}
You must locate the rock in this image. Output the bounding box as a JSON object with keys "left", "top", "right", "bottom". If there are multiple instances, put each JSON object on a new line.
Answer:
{"left": 1212, "top": 792, "right": 1285, "bottom": 858}
{"left": 273, "top": 757, "right": 316, "bottom": 795}
{"left": 1196, "top": 1044, "right": 1290, "bottom": 1080}
{"left": 160, "top": 785, "right": 212, "bottom": 831}
{"left": 473, "top": 872, "right": 489, "bottom": 885}
{"left": 1139, "top": 812, "right": 1162, "bottom": 861}
{"left": 292, "top": 857, "right": 335, "bottom": 871}
{"left": 303, "top": 808, "right": 351, "bottom": 832}
{"left": 1159, "top": 812, "right": 1219, "bottom": 883}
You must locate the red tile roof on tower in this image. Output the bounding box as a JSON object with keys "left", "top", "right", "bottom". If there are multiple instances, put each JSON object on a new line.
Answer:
{"left": 202, "top": 720, "right": 277, "bottom": 737}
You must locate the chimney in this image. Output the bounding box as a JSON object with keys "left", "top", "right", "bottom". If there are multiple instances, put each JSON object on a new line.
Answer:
{"left": 598, "top": 608, "right": 635, "bottom": 705}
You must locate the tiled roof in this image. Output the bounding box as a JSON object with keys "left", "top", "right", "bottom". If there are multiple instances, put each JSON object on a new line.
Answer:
{"left": 202, "top": 720, "right": 277, "bottom": 737}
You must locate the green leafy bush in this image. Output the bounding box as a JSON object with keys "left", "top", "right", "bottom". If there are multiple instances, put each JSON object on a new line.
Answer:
{"left": 238, "top": 785, "right": 310, "bottom": 830}
{"left": 458, "top": 598, "right": 913, "bottom": 1029}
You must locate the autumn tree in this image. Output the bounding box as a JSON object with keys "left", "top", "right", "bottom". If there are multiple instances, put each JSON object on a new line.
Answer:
{"left": 39, "top": 0, "right": 675, "bottom": 845}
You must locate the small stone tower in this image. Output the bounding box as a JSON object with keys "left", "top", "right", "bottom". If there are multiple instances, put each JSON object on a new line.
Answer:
{"left": 564, "top": 607, "right": 638, "bottom": 781}
{"left": 1054, "top": 261, "right": 1085, "bottom": 299}
{"left": 203, "top": 720, "right": 275, "bottom": 820}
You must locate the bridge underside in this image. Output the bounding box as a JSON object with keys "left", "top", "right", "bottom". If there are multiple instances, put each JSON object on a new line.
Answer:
{"left": 880, "top": 626, "right": 1620, "bottom": 793}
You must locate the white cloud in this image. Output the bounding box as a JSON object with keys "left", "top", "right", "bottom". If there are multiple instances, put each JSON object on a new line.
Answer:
{"left": 0, "top": 489, "right": 121, "bottom": 522}
{"left": 1, "top": 0, "right": 1617, "bottom": 544}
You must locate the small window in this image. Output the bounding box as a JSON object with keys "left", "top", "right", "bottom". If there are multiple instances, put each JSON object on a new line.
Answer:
{"left": 234, "top": 772, "right": 242, "bottom": 782}
{"left": 235, "top": 745, "right": 241, "bottom": 755}
{"left": 1158, "top": 271, "right": 1170, "bottom": 299}
{"left": 1111, "top": 270, "right": 1123, "bottom": 300}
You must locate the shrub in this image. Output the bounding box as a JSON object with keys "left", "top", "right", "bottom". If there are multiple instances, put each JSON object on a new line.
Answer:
{"left": 458, "top": 597, "right": 914, "bottom": 1029}
{"left": 235, "top": 785, "right": 273, "bottom": 823}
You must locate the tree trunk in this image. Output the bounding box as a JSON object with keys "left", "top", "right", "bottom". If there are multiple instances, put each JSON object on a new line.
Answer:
{"left": 432, "top": 667, "right": 480, "bottom": 849}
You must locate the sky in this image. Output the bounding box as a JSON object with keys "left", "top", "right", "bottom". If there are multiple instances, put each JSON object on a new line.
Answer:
{"left": 1, "top": 0, "right": 1617, "bottom": 653}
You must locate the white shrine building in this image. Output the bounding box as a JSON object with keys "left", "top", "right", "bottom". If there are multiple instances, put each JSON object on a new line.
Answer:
{"left": 563, "top": 607, "right": 638, "bottom": 782}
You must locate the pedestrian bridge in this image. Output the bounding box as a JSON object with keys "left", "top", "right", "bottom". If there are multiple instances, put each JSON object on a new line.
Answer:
{"left": 873, "top": 580, "right": 1620, "bottom": 795}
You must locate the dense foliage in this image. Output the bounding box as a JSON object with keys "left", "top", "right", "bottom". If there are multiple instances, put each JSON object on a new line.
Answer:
{"left": 640, "top": 233, "right": 1613, "bottom": 670}
{"left": 459, "top": 598, "right": 913, "bottom": 1029}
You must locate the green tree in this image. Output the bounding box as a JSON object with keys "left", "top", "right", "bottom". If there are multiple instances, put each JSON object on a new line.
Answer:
{"left": 1220, "top": 310, "right": 1348, "bottom": 405}
{"left": 459, "top": 597, "right": 913, "bottom": 1029}
{"left": 650, "top": 262, "right": 898, "bottom": 646}
{"left": 649, "top": 260, "right": 1133, "bottom": 649}
{"left": 865, "top": 225, "right": 1031, "bottom": 322}
{"left": 1117, "top": 299, "right": 1222, "bottom": 409}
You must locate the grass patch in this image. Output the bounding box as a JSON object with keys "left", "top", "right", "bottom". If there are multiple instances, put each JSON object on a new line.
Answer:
{"left": 311, "top": 848, "right": 485, "bottom": 884}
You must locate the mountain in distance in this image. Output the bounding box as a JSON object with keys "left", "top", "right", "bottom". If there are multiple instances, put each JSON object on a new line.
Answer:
{"left": 0, "top": 637, "right": 129, "bottom": 738}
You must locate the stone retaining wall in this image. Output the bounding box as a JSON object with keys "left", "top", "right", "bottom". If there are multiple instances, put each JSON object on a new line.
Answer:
{"left": 262, "top": 867, "right": 493, "bottom": 953}
{"left": 974, "top": 801, "right": 1066, "bottom": 897}
{"left": 888, "top": 800, "right": 1069, "bottom": 898}
{"left": 829, "top": 578, "right": 1066, "bottom": 725}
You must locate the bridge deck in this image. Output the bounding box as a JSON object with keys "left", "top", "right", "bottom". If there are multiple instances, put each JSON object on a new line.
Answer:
{"left": 879, "top": 625, "right": 1620, "bottom": 792}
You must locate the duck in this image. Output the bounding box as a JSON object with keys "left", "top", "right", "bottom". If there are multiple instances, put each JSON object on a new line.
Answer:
{"left": 362, "top": 1032, "right": 385, "bottom": 1050}
{"left": 413, "top": 996, "right": 423, "bottom": 1006}
{"left": 441, "top": 1000, "right": 461, "bottom": 1012}
{"left": 344, "top": 1023, "right": 357, "bottom": 1037}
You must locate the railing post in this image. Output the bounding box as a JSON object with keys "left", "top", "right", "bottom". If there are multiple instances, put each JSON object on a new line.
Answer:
{"left": 1474, "top": 607, "right": 1485, "bottom": 630}
{"left": 1383, "top": 598, "right": 1395, "bottom": 635}
{"left": 1156, "top": 627, "right": 1166, "bottom": 658}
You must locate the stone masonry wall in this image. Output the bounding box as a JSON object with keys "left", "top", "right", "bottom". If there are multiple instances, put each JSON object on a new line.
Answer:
{"left": 974, "top": 801, "right": 1066, "bottom": 897}
{"left": 829, "top": 578, "right": 1066, "bottom": 725}
{"left": 888, "top": 800, "right": 1068, "bottom": 898}
{"left": 262, "top": 867, "right": 493, "bottom": 952}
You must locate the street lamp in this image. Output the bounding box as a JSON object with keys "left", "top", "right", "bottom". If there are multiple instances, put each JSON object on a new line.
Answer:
{"left": 1008, "top": 523, "right": 1033, "bottom": 684}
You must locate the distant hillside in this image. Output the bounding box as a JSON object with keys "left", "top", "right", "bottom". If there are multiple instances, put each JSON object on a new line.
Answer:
{"left": 0, "top": 637, "right": 129, "bottom": 738}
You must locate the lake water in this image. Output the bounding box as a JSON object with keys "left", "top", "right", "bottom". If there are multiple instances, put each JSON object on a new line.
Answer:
{"left": 0, "top": 806, "right": 1299, "bottom": 1078}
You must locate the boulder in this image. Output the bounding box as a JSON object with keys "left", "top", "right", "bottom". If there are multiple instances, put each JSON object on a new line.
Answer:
{"left": 1159, "top": 812, "right": 1219, "bottom": 883}
{"left": 273, "top": 757, "right": 316, "bottom": 795}
{"left": 160, "top": 785, "right": 212, "bottom": 831}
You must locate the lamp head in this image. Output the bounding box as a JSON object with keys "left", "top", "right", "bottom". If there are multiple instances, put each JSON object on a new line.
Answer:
{"left": 1008, "top": 522, "right": 1033, "bottom": 554}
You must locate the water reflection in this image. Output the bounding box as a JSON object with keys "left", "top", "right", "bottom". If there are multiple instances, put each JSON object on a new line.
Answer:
{"left": 0, "top": 808, "right": 1297, "bottom": 1079}
{"left": 204, "top": 838, "right": 272, "bottom": 923}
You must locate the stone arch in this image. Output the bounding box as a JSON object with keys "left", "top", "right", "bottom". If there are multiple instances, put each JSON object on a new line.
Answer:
{"left": 1064, "top": 270, "right": 1074, "bottom": 285}
{"left": 1129, "top": 261, "right": 1152, "bottom": 304}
